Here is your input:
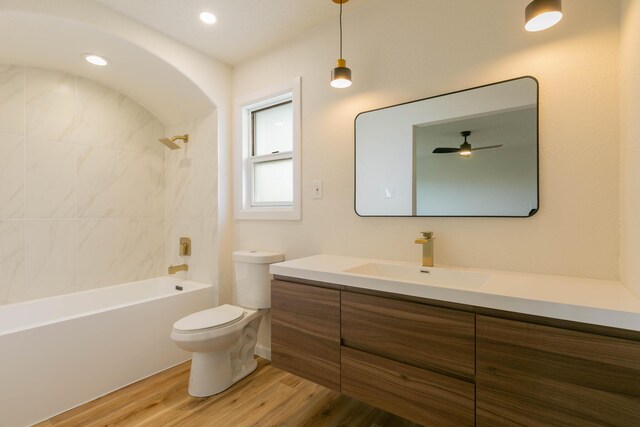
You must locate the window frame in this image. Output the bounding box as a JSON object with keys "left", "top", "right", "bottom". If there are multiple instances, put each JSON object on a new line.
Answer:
{"left": 249, "top": 100, "right": 293, "bottom": 207}
{"left": 235, "top": 77, "right": 301, "bottom": 220}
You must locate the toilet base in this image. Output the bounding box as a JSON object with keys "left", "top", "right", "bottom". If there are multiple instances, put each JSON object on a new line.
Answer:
{"left": 186, "top": 315, "right": 263, "bottom": 397}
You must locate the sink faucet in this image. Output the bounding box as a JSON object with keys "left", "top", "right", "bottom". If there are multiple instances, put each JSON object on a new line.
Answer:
{"left": 168, "top": 264, "right": 189, "bottom": 275}
{"left": 415, "top": 232, "right": 434, "bottom": 267}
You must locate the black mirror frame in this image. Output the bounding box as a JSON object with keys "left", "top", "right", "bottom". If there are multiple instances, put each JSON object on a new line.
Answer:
{"left": 353, "top": 76, "right": 540, "bottom": 218}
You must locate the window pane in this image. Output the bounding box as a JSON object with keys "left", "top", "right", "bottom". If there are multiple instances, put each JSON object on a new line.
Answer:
{"left": 253, "top": 102, "right": 292, "bottom": 156}
{"left": 253, "top": 159, "right": 293, "bottom": 204}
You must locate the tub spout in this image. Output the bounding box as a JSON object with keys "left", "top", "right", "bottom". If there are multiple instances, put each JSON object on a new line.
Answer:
{"left": 168, "top": 264, "right": 189, "bottom": 275}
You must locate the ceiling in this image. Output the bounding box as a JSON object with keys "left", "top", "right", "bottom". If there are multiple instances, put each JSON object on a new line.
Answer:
{"left": 0, "top": 10, "right": 213, "bottom": 125}
{"left": 0, "top": 0, "right": 371, "bottom": 124}
{"left": 96, "top": 0, "right": 371, "bottom": 65}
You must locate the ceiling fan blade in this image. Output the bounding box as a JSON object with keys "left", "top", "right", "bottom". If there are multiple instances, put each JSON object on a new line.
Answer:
{"left": 471, "top": 144, "right": 503, "bottom": 151}
{"left": 433, "top": 147, "right": 460, "bottom": 154}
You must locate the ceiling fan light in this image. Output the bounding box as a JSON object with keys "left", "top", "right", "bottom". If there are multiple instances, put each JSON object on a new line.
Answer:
{"left": 459, "top": 136, "right": 472, "bottom": 156}
{"left": 525, "top": 0, "right": 562, "bottom": 32}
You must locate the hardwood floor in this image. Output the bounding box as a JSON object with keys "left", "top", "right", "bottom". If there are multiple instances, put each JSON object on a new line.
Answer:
{"left": 36, "top": 358, "right": 421, "bottom": 427}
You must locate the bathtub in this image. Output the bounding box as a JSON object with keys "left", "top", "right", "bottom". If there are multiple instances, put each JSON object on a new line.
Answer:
{"left": 0, "top": 276, "right": 215, "bottom": 427}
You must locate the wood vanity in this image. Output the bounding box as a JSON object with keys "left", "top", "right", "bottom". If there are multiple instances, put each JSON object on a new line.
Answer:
{"left": 271, "top": 276, "right": 640, "bottom": 426}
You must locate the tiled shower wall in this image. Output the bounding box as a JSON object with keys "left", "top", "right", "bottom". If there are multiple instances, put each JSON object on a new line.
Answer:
{"left": 0, "top": 65, "right": 166, "bottom": 304}
{"left": 164, "top": 112, "right": 218, "bottom": 290}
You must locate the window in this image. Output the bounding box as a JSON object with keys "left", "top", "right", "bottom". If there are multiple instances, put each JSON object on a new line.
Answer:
{"left": 235, "top": 78, "right": 301, "bottom": 220}
{"left": 251, "top": 101, "right": 293, "bottom": 206}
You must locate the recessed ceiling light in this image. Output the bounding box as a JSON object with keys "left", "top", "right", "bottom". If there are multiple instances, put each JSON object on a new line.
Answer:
{"left": 83, "top": 53, "right": 109, "bottom": 66}
{"left": 199, "top": 11, "right": 217, "bottom": 25}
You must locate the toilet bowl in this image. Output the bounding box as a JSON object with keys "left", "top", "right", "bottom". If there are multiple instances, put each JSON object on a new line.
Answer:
{"left": 171, "top": 250, "right": 284, "bottom": 397}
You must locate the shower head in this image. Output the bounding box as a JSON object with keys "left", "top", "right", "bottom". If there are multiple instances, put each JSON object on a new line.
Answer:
{"left": 158, "top": 134, "right": 189, "bottom": 150}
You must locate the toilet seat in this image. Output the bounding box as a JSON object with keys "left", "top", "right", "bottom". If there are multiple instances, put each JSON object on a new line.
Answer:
{"left": 173, "top": 304, "right": 245, "bottom": 333}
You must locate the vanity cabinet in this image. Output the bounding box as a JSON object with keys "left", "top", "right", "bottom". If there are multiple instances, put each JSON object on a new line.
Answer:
{"left": 271, "top": 277, "right": 640, "bottom": 426}
{"left": 476, "top": 315, "right": 640, "bottom": 426}
{"left": 271, "top": 280, "right": 341, "bottom": 391}
{"left": 341, "top": 292, "right": 475, "bottom": 426}
{"left": 342, "top": 291, "right": 475, "bottom": 378}
{"left": 341, "top": 346, "right": 475, "bottom": 426}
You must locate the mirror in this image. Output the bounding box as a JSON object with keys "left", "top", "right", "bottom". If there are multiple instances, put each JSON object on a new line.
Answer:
{"left": 355, "top": 77, "right": 538, "bottom": 217}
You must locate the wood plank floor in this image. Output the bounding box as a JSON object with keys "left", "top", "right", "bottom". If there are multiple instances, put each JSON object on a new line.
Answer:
{"left": 36, "top": 358, "right": 421, "bottom": 427}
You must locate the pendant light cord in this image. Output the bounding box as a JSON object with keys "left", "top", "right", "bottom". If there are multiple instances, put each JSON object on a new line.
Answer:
{"left": 339, "top": 2, "right": 343, "bottom": 59}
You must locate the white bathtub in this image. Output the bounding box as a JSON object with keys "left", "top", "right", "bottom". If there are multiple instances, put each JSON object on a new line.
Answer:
{"left": 0, "top": 276, "right": 215, "bottom": 427}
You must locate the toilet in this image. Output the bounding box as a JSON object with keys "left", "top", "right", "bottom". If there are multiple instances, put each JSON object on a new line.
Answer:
{"left": 170, "top": 250, "right": 284, "bottom": 397}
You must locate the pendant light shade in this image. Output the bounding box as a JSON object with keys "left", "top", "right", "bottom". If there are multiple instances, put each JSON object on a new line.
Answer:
{"left": 330, "top": 0, "right": 352, "bottom": 88}
{"left": 331, "top": 59, "right": 352, "bottom": 88}
{"left": 525, "top": 0, "right": 563, "bottom": 32}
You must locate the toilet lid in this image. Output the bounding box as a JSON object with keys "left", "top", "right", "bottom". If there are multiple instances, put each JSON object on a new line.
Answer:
{"left": 173, "top": 304, "right": 245, "bottom": 332}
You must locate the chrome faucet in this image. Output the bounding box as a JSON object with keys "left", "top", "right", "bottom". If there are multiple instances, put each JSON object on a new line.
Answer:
{"left": 168, "top": 264, "right": 189, "bottom": 275}
{"left": 415, "top": 232, "right": 434, "bottom": 267}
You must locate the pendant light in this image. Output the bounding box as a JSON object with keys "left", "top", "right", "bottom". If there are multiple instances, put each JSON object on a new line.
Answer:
{"left": 525, "top": 0, "right": 563, "bottom": 32}
{"left": 330, "top": 0, "right": 352, "bottom": 88}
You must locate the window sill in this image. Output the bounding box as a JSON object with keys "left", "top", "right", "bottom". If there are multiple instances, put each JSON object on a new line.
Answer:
{"left": 235, "top": 206, "right": 300, "bottom": 221}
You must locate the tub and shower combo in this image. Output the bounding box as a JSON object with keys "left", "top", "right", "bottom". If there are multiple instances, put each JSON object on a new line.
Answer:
{"left": 0, "top": 277, "right": 215, "bottom": 426}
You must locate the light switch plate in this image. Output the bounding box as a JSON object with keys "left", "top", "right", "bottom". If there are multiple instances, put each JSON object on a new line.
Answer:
{"left": 313, "top": 180, "right": 323, "bottom": 199}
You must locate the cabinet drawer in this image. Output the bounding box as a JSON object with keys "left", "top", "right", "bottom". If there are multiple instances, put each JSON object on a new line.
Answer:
{"left": 271, "top": 280, "right": 341, "bottom": 391}
{"left": 342, "top": 347, "right": 475, "bottom": 426}
{"left": 477, "top": 315, "right": 640, "bottom": 426}
{"left": 341, "top": 291, "right": 475, "bottom": 378}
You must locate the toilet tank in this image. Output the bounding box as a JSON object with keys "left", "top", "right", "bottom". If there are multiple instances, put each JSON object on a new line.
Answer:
{"left": 233, "top": 250, "right": 284, "bottom": 309}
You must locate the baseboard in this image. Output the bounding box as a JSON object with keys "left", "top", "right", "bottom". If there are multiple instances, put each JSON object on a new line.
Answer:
{"left": 254, "top": 344, "right": 271, "bottom": 360}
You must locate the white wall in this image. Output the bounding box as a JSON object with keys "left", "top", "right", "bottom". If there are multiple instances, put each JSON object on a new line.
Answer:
{"left": 620, "top": 0, "right": 640, "bottom": 297}
{"left": 232, "top": 0, "right": 620, "bottom": 278}
{"left": 416, "top": 146, "right": 537, "bottom": 216}
{"left": 0, "top": 65, "right": 165, "bottom": 304}
{"left": 231, "top": 0, "right": 621, "bottom": 349}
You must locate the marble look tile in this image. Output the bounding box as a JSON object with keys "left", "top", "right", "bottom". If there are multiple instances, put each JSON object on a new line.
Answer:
{"left": 72, "top": 78, "right": 118, "bottom": 148}
{"left": 77, "top": 219, "right": 120, "bottom": 290}
{"left": 25, "top": 67, "right": 75, "bottom": 142}
{"left": 151, "top": 218, "right": 166, "bottom": 277}
{"left": 116, "top": 218, "right": 156, "bottom": 283}
{"left": 0, "top": 65, "right": 25, "bottom": 135}
{"left": 118, "top": 151, "right": 153, "bottom": 217}
{"left": 26, "top": 139, "right": 76, "bottom": 218}
{"left": 165, "top": 112, "right": 216, "bottom": 152}
{"left": 192, "top": 148, "right": 217, "bottom": 217}
{"left": 0, "top": 134, "right": 25, "bottom": 219}
{"left": 26, "top": 219, "right": 76, "bottom": 299}
{"left": 0, "top": 220, "right": 26, "bottom": 304}
{"left": 165, "top": 148, "right": 192, "bottom": 218}
{"left": 165, "top": 218, "right": 216, "bottom": 285}
{"left": 165, "top": 146, "right": 216, "bottom": 218}
{"left": 165, "top": 218, "right": 197, "bottom": 277}
{"left": 152, "top": 153, "right": 166, "bottom": 218}
{"left": 118, "top": 97, "right": 157, "bottom": 153}
{"left": 77, "top": 146, "right": 117, "bottom": 218}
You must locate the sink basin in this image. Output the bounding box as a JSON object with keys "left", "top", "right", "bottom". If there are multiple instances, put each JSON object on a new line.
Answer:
{"left": 344, "top": 262, "right": 490, "bottom": 289}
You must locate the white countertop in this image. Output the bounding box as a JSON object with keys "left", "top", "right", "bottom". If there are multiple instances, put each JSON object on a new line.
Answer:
{"left": 270, "top": 254, "right": 640, "bottom": 332}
